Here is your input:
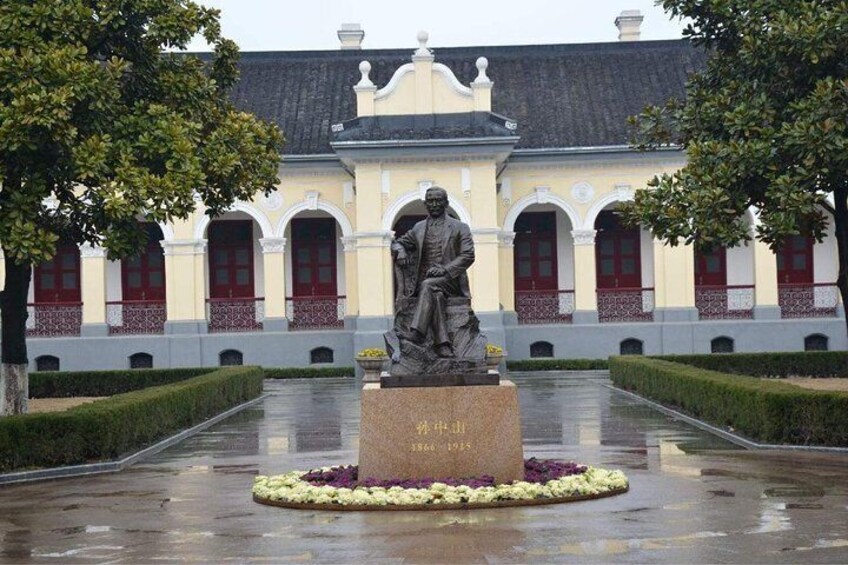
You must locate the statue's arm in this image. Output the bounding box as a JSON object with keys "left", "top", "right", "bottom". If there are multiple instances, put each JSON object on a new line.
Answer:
{"left": 391, "top": 228, "right": 418, "bottom": 267}
{"left": 443, "top": 223, "right": 475, "bottom": 278}
{"left": 391, "top": 229, "right": 417, "bottom": 254}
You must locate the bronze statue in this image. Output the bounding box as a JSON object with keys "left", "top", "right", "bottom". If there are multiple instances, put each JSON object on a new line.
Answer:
{"left": 384, "top": 187, "right": 493, "bottom": 386}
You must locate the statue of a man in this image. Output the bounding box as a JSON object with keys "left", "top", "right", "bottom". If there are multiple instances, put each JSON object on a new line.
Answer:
{"left": 391, "top": 187, "right": 474, "bottom": 358}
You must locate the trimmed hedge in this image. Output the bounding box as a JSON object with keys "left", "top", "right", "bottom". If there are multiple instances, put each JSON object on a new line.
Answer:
{"left": 609, "top": 356, "right": 848, "bottom": 446}
{"left": 507, "top": 358, "right": 608, "bottom": 371}
{"left": 31, "top": 367, "right": 214, "bottom": 398}
{"left": 263, "top": 367, "right": 354, "bottom": 379}
{"left": 0, "top": 366, "right": 263, "bottom": 472}
{"left": 655, "top": 351, "right": 848, "bottom": 378}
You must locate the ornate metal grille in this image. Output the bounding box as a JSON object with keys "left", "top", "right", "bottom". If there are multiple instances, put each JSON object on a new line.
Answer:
{"left": 695, "top": 285, "right": 754, "bottom": 320}
{"left": 207, "top": 297, "right": 264, "bottom": 333}
{"left": 515, "top": 290, "right": 574, "bottom": 325}
{"left": 778, "top": 283, "right": 838, "bottom": 319}
{"left": 219, "top": 349, "right": 244, "bottom": 366}
{"left": 597, "top": 288, "right": 654, "bottom": 323}
{"left": 619, "top": 338, "right": 644, "bottom": 355}
{"left": 804, "top": 334, "right": 829, "bottom": 351}
{"left": 107, "top": 301, "right": 166, "bottom": 335}
{"left": 26, "top": 302, "right": 82, "bottom": 337}
{"left": 35, "top": 355, "right": 60, "bottom": 371}
{"left": 711, "top": 336, "right": 735, "bottom": 353}
{"left": 129, "top": 352, "right": 154, "bottom": 369}
{"left": 310, "top": 347, "right": 334, "bottom": 364}
{"left": 530, "top": 341, "right": 554, "bottom": 358}
{"left": 286, "top": 296, "right": 346, "bottom": 331}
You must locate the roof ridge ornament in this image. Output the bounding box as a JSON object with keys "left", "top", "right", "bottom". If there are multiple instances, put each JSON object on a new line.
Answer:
{"left": 355, "top": 60, "right": 374, "bottom": 89}
{"left": 473, "top": 57, "right": 491, "bottom": 84}
{"left": 413, "top": 30, "right": 434, "bottom": 61}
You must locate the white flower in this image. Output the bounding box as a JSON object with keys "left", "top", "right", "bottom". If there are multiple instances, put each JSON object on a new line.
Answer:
{"left": 252, "top": 464, "right": 628, "bottom": 508}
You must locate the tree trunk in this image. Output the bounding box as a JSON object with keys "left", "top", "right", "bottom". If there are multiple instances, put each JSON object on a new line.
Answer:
{"left": 832, "top": 186, "right": 848, "bottom": 340}
{"left": 1, "top": 247, "right": 31, "bottom": 415}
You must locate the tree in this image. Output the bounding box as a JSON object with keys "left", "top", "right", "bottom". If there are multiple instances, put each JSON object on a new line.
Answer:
{"left": 0, "top": 1, "right": 283, "bottom": 414}
{"left": 623, "top": 1, "right": 848, "bottom": 333}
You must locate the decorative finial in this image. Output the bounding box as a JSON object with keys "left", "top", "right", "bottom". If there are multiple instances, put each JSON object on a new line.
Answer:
{"left": 473, "top": 57, "right": 491, "bottom": 84}
{"left": 414, "top": 30, "right": 432, "bottom": 57}
{"left": 356, "top": 60, "right": 374, "bottom": 87}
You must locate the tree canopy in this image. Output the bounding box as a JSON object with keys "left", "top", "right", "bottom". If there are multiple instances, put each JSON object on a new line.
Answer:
{"left": 624, "top": 0, "right": 848, "bottom": 254}
{"left": 0, "top": 0, "right": 284, "bottom": 264}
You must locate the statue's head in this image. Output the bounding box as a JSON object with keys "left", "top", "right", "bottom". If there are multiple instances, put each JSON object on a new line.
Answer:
{"left": 424, "top": 186, "right": 448, "bottom": 218}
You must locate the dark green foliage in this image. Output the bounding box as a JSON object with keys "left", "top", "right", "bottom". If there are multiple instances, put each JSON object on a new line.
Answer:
{"left": 506, "top": 359, "right": 608, "bottom": 371}
{"left": 262, "top": 367, "right": 354, "bottom": 379}
{"left": 609, "top": 356, "right": 848, "bottom": 446}
{"left": 30, "top": 367, "right": 214, "bottom": 398}
{"left": 656, "top": 352, "right": 848, "bottom": 378}
{"left": 0, "top": 366, "right": 263, "bottom": 472}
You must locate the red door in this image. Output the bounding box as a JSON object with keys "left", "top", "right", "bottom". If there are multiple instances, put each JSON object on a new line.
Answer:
{"left": 122, "top": 224, "right": 166, "bottom": 301}
{"left": 34, "top": 243, "right": 81, "bottom": 303}
{"left": 595, "top": 211, "right": 641, "bottom": 289}
{"left": 208, "top": 220, "right": 254, "bottom": 298}
{"left": 514, "top": 212, "right": 558, "bottom": 291}
{"left": 777, "top": 235, "right": 814, "bottom": 284}
{"left": 695, "top": 248, "right": 727, "bottom": 286}
{"left": 292, "top": 218, "right": 337, "bottom": 297}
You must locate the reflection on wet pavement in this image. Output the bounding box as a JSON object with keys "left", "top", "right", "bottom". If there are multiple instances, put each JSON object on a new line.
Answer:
{"left": 0, "top": 373, "right": 847, "bottom": 563}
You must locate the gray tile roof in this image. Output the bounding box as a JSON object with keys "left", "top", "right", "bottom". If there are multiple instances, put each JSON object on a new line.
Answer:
{"left": 226, "top": 40, "right": 706, "bottom": 155}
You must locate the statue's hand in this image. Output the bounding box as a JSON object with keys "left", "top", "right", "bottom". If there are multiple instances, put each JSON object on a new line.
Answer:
{"left": 426, "top": 265, "right": 447, "bottom": 278}
{"left": 396, "top": 250, "right": 409, "bottom": 266}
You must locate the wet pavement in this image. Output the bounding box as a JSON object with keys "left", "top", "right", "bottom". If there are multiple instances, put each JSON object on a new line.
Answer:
{"left": 1, "top": 372, "right": 847, "bottom": 564}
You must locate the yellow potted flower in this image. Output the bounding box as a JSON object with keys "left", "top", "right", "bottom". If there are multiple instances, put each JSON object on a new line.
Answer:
{"left": 485, "top": 343, "right": 506, "bottom": 370}
{"left": 355, "top": 348, "right": 388, "bottom": 382}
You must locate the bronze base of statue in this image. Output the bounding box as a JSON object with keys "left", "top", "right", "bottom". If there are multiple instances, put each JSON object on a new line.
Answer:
{"left": 385, "top": 297, "right": 491, "bottom": 385}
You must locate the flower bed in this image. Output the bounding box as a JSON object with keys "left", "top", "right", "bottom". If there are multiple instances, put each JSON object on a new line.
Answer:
{"left": 252, "top": 458, "right": 628, "bottom": 511}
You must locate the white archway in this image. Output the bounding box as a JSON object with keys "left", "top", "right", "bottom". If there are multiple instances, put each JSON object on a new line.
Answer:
{"left": 193, "top": 202, "right": 274, "bottom": 240}
{"left": 584, "top": 191, "right": 634, "bottom": 230}
{"left": 276, "top": 200, "right": 353, "bottom": 238}
{"left": 157, "top": 222, "right": 175, "bottom": 241}
{"left": 382, "top": 190, "right": 472, "bottom": 232}
{"left": 502, "top": 192, "right": 581, "bottom": 233}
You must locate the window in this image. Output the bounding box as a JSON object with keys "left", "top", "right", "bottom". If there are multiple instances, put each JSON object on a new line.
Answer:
{"left": 710, "top": 336, "right": 734, "bottom": 354}
{"left": 804, "top": 334, "right": 829, "bottom": 351}
{"left": 530, "top": 341, "right": 554, "bottom": 358}
{"left": 129, "top": 352, "right": 154, "bottom": 369}
{"left": 35, "top": 355, "right": 60, "bottom": 372}
{"left": 310, "top": 347, "right": 334, "bottom": 364}
{"left": 220, "top": 349, "right": 244, "bottom": 366}
{"left": 620, "top": 339, "right": 643, "bottom": 355}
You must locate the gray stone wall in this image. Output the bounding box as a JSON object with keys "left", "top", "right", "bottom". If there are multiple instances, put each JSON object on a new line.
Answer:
{"left": 21, "top": 309, "right": 848, "bottom": 371}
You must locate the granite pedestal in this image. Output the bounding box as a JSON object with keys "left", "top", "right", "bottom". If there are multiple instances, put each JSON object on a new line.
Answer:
{"left": 358, "top": 379, "right": 524, "bottom": 484}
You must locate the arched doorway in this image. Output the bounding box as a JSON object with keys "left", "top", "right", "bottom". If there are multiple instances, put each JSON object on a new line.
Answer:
{"left": 206, "top": 213, "right": 264, "bottom": 332}
{"left": 107, "top": 223, "right": 167, "bottom": 334}
{"left": 29, "top": 239, "right": 82, "bottom": 337}
{"left": 694, "top": 213, "right": 755, "bottom": 320}
{"left": 594, "top": 209, "right": 654, "bottom": 323}
{"left": 777, "top": 212, "right": 838, "bottom": 318}
{"left": 512, "top": 205, "right": 575, "bottom": 324}
{"left": 285, "top": 212, "right": 346, "bottom": 330}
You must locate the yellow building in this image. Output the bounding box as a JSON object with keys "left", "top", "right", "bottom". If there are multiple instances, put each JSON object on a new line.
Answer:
{"left": 21, "top": 16, "right": 843, "bottom": 371}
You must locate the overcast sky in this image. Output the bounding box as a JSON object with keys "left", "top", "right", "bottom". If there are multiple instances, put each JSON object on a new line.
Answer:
{"left": 186, "top": 0, "right": 688, "bottom": 52}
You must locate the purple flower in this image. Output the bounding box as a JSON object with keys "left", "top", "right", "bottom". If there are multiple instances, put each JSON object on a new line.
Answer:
{"left": 301, "top": 458, "right": 587, "bottom": 489}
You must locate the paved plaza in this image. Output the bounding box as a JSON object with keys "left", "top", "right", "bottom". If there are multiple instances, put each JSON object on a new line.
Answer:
{"left": 1, "top": 373, "right": 847, "bottom": 563}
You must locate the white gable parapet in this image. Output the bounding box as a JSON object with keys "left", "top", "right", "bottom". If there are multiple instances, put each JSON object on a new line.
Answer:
{"left": 355, "top": 31, "right": 492, "bottom": 117}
